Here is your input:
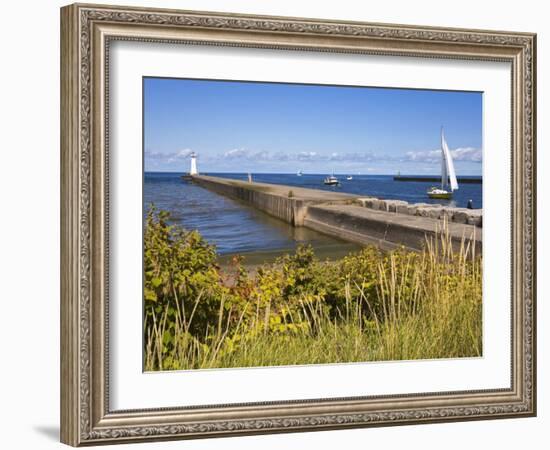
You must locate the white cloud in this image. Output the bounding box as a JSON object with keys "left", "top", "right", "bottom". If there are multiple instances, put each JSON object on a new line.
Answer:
{"left": 145, "top": 146, "right": 482, "bottom": 172}
{"left": 405, "top": 147, "right": 482, "bottom": 163}
{"left": 218, "top": 149, "right": 379, "bottom": 163}
{"left": 297, "top": 151, "right": 318, "bottom": 161}
{"left": 223, "top": 148, "right": 274, "bottom": 161}
{"left": 167, "top": 148, "right": 194, "bottom": 163}
{"left": 451, "top": 147, "right": 482, "bottom": 162}
{"left": 223, "top": 148, "right": 248, "bottom": 159}
{"left": 144, "top": 150, "right": 164, "bottom": 160}
{"left": 175, "top": 148, "right": 194, "bottom": 158}
{"left": 332, "top": 152, "right": 376, "bottom": 162}
{"left": 145, "top": 148, "right": 196, "bottom": 166}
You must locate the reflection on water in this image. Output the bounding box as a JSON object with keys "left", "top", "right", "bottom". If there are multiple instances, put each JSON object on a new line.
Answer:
{"left": 144, "top": 172, "right": 355, "bottom": 256}
{"left": 144, "top": 172, "right": 482, "bottom": 259}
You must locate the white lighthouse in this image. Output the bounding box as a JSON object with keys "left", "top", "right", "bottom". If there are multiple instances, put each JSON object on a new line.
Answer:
{"left": 189, "top": 152, "right": 198, "bottom": 176}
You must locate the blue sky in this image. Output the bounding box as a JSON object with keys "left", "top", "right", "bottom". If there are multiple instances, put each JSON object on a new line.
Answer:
{"left": 144, "top": 77, "right": 482, "bottom": 175}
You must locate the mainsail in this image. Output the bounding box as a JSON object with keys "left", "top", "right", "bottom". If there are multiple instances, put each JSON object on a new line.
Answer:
{"left": 441, "top": 128, "right": 458, "bottom": 191}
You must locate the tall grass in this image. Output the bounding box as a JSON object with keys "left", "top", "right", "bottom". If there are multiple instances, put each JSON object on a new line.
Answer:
{"left": 144, "top": 221, "right": 481, "bottom": 371}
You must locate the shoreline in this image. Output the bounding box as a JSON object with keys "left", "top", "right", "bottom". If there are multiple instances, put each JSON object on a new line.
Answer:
{"left": 217, "top": 241, "right": 363, "bottom": 268}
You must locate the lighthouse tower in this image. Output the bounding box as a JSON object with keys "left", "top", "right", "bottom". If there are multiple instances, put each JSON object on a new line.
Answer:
{"left": 189, "top": 152, "right": 198, "bottom": 175}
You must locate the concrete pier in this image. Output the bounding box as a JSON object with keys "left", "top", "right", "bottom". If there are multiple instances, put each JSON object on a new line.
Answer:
{"left": 191, "top": 175, "right": 356, "bottom": 226}
{"left": 305, "top": 204, "right": 480, "bottom": 252}
{"left": 190, "top": 175, "right": 481, "bottom": 252}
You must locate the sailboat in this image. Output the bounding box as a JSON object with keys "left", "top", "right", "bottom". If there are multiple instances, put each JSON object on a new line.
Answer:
{"left": 297, "top": 170, "right": 302, "bottom": 176}
{"left": 427, "top": 128, "right": 458, "bottom": 199}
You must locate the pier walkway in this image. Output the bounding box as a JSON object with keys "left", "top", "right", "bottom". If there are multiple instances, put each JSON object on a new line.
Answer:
{"left": 190, "top": 175, "right": 481, "bottom": 252}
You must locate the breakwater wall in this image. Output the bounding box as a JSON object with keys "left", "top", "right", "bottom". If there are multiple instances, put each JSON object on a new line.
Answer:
{"left": 190, "top": 175, "right": 482, "bottom": 252}
{"left": 191, "top": 175, "right": 354, "bottom": 226}
{"left": 304, "top": 205, "right": 480, "bottom": 252}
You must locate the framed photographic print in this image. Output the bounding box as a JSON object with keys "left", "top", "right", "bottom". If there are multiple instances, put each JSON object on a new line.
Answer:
{"left": 60, "top": 3, "right": 536, "bottom": 446}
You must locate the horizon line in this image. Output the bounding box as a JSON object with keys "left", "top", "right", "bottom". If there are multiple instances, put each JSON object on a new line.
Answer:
{"left": 143, "top": 170, "right": 483, "bottom": 177}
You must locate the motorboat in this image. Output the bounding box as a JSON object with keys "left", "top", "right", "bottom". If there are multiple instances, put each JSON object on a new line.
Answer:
{"left": 323, "top": 174, "right": 339, "bottom": 185}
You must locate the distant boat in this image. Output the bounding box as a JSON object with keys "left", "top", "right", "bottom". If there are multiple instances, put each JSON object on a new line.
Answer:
{"left": 324, "top": 174, "right": 339, "bottom": 185}
{"left": 346, "top": 175, "right": 353, "bottom": 181}
{"left": 297, "top": 170, "right": 302, "bottom": 176}
{"left": 427, "top": 128, "right": 459, "bottom": 199}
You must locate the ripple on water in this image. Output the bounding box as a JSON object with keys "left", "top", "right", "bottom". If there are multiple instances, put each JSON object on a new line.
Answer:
{"left": 144, "top": 172, "right": 482, "bottom": 255}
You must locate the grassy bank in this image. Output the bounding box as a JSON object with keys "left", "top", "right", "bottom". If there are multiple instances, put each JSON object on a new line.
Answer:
{"left": 144, "top": 207, "right": 481, "bottom": 371}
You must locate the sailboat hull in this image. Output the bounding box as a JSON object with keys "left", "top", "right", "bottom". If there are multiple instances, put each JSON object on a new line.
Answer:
{"left": 427, "top": 191, "right": 452, "bottom": 199}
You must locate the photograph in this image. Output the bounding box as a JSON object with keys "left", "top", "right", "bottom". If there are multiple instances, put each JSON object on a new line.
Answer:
{"left": 56, "top": 2, "right": 537, "bottom": 446}
{"left": 142, "top": 78, "right": 483, "bottom": 371}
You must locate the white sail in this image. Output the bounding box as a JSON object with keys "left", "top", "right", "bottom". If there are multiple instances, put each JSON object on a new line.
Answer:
{"left": 441, "top": 129, "right": 458, "bottom": 191}
{"left": 440, "top": 133, "right": 448, "bottom": 189}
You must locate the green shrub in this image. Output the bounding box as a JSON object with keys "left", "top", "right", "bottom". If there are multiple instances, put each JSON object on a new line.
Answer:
{"left": 143, "top": 207, "right": 482, "bottom": 371}
{"left": 143, "top": 206, "right": 229, "bottom": 369}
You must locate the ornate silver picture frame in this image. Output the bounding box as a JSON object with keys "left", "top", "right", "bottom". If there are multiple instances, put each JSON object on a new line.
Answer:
{"left": 60, "top": 3, "right": 536, "bottom": 446}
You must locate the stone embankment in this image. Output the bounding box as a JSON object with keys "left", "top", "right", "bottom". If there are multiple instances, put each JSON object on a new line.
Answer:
{"left": 356, "top": 197, "right": 483, "bottom": 227}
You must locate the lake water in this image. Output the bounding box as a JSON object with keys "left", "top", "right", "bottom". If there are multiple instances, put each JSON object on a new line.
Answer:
{"left": 144, "top": 172, "right": 482, "bottom": 257}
